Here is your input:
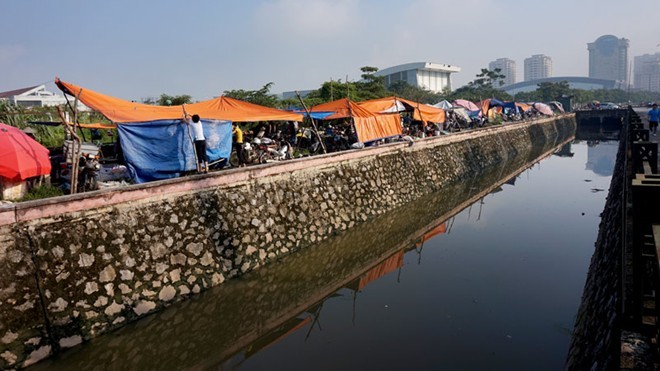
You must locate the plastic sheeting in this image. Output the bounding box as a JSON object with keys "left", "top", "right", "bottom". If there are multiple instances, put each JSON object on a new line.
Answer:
{"left": 532, "top": 102, "right": 554, "bottom": 116}
{"left": 358, "top": 96, "right": 446, "bottom": 124}
{"left": 353, "top": 114, "right": 402, "bottom": 143}
{"left": 117, "top": 119, "right": 231, "bottom": 183}
{"left": 452, "top": 99, "right": 479, "bottom": 111}
{"left": 55, "top": 78, "right": 303, "bottom": 123}
{"left": 433, "top": 100, "right": 453, "bottom": 110}
{"left": 311, "top": 98, "right": 402, "bottom": 142}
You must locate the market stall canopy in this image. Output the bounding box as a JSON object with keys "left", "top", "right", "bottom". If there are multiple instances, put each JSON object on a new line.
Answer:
{"left": 452, "top": 99, "right": 479, "bottom": 112}
{"left": 310, "top": 98, "right": 402, "bottom": 143}
{"left": 0, "top": 122, "right": 51, "bottom": 181}
{"left": 358, "top": 96, "right": 446, "bottom": 124}
{"left": 452, "top": 107, "right": 472, "bottom": 122}
{"left": 56, "top": 78, "right": 253, "bottom": 183}
{"left": 515, "top": 102, "right": 532, "bottom": 112}
{"left": 55, "top": 78, "right": 303, "bottom": 123}
{"left": 478, "top": 98, "right": 506, "bottom": 116}
{"left": 432, "top": 100, "right": 453, "bottom": 110}
{"left": 357, "top": 97, "right": 407, "bottom": 114}
{"left": 532, "top": 102, "right": 554, "bottom": 116}
{"left": 547, "top": 101, "right": 565, "bottom": 113}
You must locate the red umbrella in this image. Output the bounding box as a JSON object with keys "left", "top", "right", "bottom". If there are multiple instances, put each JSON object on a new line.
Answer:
{"left": 0, "top": 123, "right": 51, "bottom": 181}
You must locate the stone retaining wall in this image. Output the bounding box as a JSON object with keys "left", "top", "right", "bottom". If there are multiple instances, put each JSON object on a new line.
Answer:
{"left": 565, "top": 129, "right": 625, "bottom": 370}
{"left": 0, "top": 116, "right": 575, "bottom": 368}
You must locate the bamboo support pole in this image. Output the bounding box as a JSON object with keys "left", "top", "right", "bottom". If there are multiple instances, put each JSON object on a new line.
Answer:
{"left": 296, "top": 91, "right": 327, "bottom": 154}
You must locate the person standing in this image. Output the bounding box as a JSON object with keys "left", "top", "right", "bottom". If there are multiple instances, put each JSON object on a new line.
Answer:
{"left": 648, "top": 103, "right": 660, "bottom": 136}
{"left": 232, "top": 122, "right": 246, "bottom": 167}
{"left": 184, "top": 113, "right": 208, "bottom": 173}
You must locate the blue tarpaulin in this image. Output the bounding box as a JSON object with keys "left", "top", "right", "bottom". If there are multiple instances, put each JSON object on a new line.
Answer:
{"left": 489, "top": 99, "right": 505, "bottom": 107}
{"left": 291, "top": 110, "right": 334, "bottom": 120}
{"left": 468, "top": 110, "right": 481, "bottom": 118}
{"left": 117, "top": 119, "right": 232, "bottom": 183}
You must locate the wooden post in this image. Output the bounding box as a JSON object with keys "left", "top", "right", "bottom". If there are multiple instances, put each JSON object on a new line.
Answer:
{"left": 295, "top": 91, "right": 326, "bottom": 154}
{"left": 71, "top": 91, "right": 84, "bottom": 193}
{"left": 64, "top": 90, "right": 87, "bottom": 142}
{"left": 345, "top": 97, "right": 358, "bottom": 144}
{"left": 56, "top": 106, "right": 81, "bottom": 194}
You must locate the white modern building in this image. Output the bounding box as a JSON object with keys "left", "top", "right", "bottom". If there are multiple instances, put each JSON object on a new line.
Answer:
{"left": 488, "top": 58, "right": 516, "bottom": 86}
{"left": 0, "top": 85, "right": 70, "bottom": 107}
{"left": 524, "top": 55, "right": 552, "bottom": 81}
{"left": 588, "top": 35, "right": 629, "bottom": 85}
{"left": 374, "top": 62, "right": 461, "bottom": 93}
{"left": 634, "top": 53, "right": 660, "bottom": 92}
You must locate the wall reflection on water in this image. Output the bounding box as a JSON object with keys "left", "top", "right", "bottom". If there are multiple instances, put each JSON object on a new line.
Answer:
{"left": 34, "top": 137, "right": 620, "bottom": 371}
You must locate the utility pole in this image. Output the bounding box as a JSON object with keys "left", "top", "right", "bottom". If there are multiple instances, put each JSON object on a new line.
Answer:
{"left": 330, "top": 77, "right": 333, "bottom": 101}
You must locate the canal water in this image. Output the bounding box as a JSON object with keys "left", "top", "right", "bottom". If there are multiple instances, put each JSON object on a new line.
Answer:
{"left": 34, "top": 138, "right": 617, "bottom": 371}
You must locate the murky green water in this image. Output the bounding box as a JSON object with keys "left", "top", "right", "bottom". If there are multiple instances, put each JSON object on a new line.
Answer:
{"left": 33, "top": 138, "right": 616, "bottom": 371}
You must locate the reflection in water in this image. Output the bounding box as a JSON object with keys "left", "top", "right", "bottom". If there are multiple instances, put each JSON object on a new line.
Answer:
{"left": 34, "top": 137, "right": 623, "bottom": 371}
{"left": 585, "top": 141, "right": 618, "bottom": 176}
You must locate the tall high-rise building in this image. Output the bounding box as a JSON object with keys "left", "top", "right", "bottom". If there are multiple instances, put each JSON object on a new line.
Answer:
{"left": 488, "top": 58, "right": 516, "bottom": 86}
{"left": 588, "top": 35, "right": 629, "bottom": 85}
{"left": 634, "top": 53, "right": 660, "bottom": 92}
{"left": 524, "top": 54, "right": 552, "bottom": 81}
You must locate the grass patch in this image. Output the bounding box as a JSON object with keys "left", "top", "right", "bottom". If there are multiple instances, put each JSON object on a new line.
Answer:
{"left": 20, "top": 184, "right": 64, "bottom": 202}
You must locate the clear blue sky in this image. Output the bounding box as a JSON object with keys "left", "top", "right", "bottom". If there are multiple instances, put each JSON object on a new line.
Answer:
{"left": 2, "top": 0, "right": 659, "bottom": 101}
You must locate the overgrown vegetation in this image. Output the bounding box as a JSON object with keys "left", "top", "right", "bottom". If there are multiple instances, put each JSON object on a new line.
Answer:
{"left": 0, "top": 101, "right": 114, "bottom": 148}
{"left": 19, "top": 184, "right": 63, "bottom": 201}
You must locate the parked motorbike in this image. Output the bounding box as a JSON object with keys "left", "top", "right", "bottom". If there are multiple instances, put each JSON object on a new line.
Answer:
{"left": 77, "top": 154, "right": 101, "bottom": 192}
{"left": 229, "top": 141, "right": 260, "bottom": 167}
{"left": 297, "top": 128, "right": 324, "bottom": 156}
{"left": 257, "top": 137, "right": 291, "bottom": 162}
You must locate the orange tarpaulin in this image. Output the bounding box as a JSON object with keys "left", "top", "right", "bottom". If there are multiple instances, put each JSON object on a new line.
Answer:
{"left": 77, "top": 122, "right": 117, "bottom": 130}
{"left": 358, "top": 250, "right": 404, "bottom": 290}
{"left": 479, "top": 99, "right": 491, "bottom": 117}
{"left": 310, "top": 98, "right": 401, "bottom": 143}
{"left": 515, "top": 102, "right": 532, "bottom": 112}
{"left": 55, "top": 78, "right": 303, "bottom": 123}
{"left": 414, "top": 222, "right": 447, "bottom": 248}
{"left": 359, "top": 96, "right": 446, "bottom": 124}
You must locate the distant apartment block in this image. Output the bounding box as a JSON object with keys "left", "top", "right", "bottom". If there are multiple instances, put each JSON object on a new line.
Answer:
{"left": 634, "top": 53, "right": 660, "bottom": 92}
{"left": 524, "top": 54, "right": 552, "bottom": 81}
{"left": 588, "top": 35, "right": 629, "bottom": 85}
{"left": 488, "top": 58, "right": 516, "bottom": 86}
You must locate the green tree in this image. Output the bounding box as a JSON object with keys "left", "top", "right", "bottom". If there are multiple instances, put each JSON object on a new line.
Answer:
{"left": 224, "top": 82, "right": 279, "bottom": 108}
{"left": 388, "top": 81, "right": 443, "bottom": 104}
{"left": 470, "top": 68, "right": 506, "bottom": 88}
{"left": 303, "top": 66, "right": 390, "bottom": 104}
{"left": 446, "top": 68, "right": 512, "bottom": 102}
{"left": 353, "top": 66, "right": 389, "bottom": 101}
{"left": 536, "top": 81, "right": 570, "bottom": 101}
{"left": 306, "top": 79, "right": 357, "bottom": 103}
{"left": 157, "top": 94, "right": 192, "bottom": 106}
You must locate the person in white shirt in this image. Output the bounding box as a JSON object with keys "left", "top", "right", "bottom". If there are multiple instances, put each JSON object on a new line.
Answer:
{"left": 184, "top": 113, "right": 208, "bottom": 173}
